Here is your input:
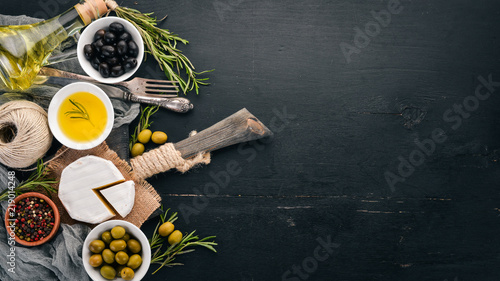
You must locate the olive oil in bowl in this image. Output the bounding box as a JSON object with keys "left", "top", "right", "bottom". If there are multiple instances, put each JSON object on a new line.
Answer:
{"left": 48, "top": 82, "right": 114, "bottom": 150}
{"left": 57, "top": 91, "right": 107, "bottom": 143}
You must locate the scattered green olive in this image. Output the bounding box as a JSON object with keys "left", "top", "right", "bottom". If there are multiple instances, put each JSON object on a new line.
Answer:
{"left": 89, "top": 254, "right": 103, "bottom": 267}
{"left": 101, "top": 231, "right": 112, "bottom": 244}
{"left": 127, "top": 239, "right": 142, "bottom": 254}
{"left": 110, "top": 239, "right": 127, "bottom": 252}
{"left": 121, "top": 267, "right": 135, "bottom": 280}
{"left": 89, "top": 240, "right": 106, "bottom": 254}
{"left": 127, "top": 254, "right": 142, "bottom": 270}
{"left": 138, "top": 129, "right": 152, "bottom": 144}
{"left": 168, "top": 230, "right": 183, "bottom": 245}
{"left": 100, "top": 265, "right": 116, "bottom": 280}
{"left": 102, "top": 249, "right": 115, "bottom": 264}
{"left": 131, "top": 142, "right": 145, "bottom": 157}
{"left": 159, "top": 221, "right": 175, "bottom": 237}
{"left": 111, "top": 226, "right": 126, "bottom": 239}
{"left": 151, "top": 131, "right": 167, "bottom": 144}
{"left": 115, "top": 251, "right": 129, "bottom": 265}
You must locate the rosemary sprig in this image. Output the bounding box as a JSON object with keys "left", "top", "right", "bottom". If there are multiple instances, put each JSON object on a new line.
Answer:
{"left": 129, "top": 105, "right": 159, "bottom": 152}
{"left": 65, "top": 99, "right": 94, "bottom": 126}
{"left": 0, "top": 160, "right": 58, "bottom": 202}
{"left": 149, "top": 206, "right": 217, "bottom": 274}
{"left": 111, "top": 6, "right": 212, "bottom": 94}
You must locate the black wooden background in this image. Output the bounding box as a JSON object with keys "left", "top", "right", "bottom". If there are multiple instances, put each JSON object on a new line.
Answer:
{"left": 4, "top": 0, "right": 500, "bottom": 280}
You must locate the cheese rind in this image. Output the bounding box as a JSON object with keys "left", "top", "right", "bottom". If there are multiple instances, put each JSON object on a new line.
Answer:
{"left": 58, "top": 155, "right": 126, "bottom": 224}
{"left": 100, "top": 180, "right": 135, "bottom": 218}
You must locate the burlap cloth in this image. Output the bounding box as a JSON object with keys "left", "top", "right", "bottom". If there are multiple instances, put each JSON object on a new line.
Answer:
{"left": 46, "top": 141, "right": 161, "bottom": 228}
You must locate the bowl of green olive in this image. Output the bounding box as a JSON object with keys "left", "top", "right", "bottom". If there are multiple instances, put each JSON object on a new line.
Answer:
{"left": 82, "top": 220, "right": 150, "bottom": 281}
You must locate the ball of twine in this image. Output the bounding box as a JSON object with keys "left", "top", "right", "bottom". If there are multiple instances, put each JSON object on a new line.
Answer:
{"left": 0, "top": 101, "right": 52, "bottom": 168}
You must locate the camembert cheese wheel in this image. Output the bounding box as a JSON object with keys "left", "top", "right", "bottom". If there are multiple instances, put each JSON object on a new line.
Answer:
{"left": 58, "top": 155, "right": 135, "bottom": 224}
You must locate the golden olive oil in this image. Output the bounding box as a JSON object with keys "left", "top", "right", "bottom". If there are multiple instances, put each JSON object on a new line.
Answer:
{"left": 0, "top": 0, "right": 108, "bottom": 90}
{"left": 0, "top": 20, "right": 69, "bottom": 90}
{"left": 57, "top": 91, "right": 107, "bottom": 143}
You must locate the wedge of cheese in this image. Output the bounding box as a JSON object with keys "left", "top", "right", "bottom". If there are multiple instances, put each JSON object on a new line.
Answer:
{"left": 100, "top": 181, "right": 135, "bottom": 218}
{"left": 58, "top": 155, "right": 135, "bottom": 224}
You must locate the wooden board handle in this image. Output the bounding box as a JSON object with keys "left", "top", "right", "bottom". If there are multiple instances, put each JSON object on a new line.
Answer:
{"left": 130, "top": 108, "right": 273, "bottom": 178}
{"left": 174, "top": 108, "right": 273, "bottom": 158}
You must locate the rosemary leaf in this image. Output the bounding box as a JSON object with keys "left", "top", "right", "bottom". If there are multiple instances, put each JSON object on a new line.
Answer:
{"left": 112, "top": 6, "right": 212, "bottom": 94}
{"left": 149, "top": 206, "right": 217, "bottom": 274}
{"left": 0, "top": 160, "right": 57, "bottom": 202}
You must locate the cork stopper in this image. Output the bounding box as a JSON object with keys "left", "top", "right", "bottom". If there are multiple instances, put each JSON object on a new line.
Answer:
{"left": 75, "top": 0, "right": 109, "bottom": 25}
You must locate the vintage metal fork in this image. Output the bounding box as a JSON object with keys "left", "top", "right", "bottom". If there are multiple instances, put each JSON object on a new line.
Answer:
{"left": 39, "top": 67, "right": 179, "bottom": 96}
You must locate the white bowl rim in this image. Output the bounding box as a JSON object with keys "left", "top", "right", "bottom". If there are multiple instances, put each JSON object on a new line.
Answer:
{"left": 82, "top": 220, "right": 151, "bottom": 281}
{"left": 47, "top": 82, "right": 114, "bottom": 150}
{"left": 77, "top": 16, "right": 144, "bottom": 83}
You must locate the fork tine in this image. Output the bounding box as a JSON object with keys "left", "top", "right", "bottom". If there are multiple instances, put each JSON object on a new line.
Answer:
{"left": 145, "top": 89, "right": 179, "bottom": 94}
{"left": 142, "top": 78, "right": 179, "bottom": 84}
{"left": 145, "top": 84, "right": 179, "bottom": 90}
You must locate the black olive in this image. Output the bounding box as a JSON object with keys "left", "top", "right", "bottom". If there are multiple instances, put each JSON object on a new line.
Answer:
{"left": 127, "top": 41, "right": 139, "bottom": 57}
{"left": 119, "top": 32, "right": 132, "bottom": 42}
{"left": 116, "top": 40, "right": 128, "bottom": 56}
{"left": 91, "top": 56, "right": 101, "bottom": 70}
{"left": 99, "top": 62, "right": 110, "bottom": 78}
{"left": 106, "top": 56, "right": 119, "bottom": 66}
{"left": 109, "top": 22, "right": 125, "bottom": 35}
{"left": 94, "top": 29, "right": 106, "bottom": 42}
{"left": 123, "top": 57, "right": 137, "bottom": 71}
{"left": 110, "top": 65, "right": 124, "bottom": 77}
{"left": 101, "top": 45, "right": 116, "bottom": 57}
{"left": 83, "top": 44, "right": 95, "bottom": 61}
{"left": 92, "top": 39, "right": 105, "bottom": 52}
{"left": 104, "top": 31, "right": 117, "bottom": 44}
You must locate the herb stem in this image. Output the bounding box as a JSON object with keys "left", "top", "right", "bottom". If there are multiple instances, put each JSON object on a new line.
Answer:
{"left": 112, "top": 6, "right": 212, "bottom": 94}
{"left": 65, "top": 99, "right": 94, "bottom": 127}
{"left": 0, "top": 160, "right": 58, "bottom": 202}
{"left": 148, "top": 206, "right": 217, "bottom": 274}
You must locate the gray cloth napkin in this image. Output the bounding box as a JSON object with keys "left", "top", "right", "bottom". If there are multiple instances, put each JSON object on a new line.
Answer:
{"left": 0, "top": 14, "right": 141, "bottom": 281}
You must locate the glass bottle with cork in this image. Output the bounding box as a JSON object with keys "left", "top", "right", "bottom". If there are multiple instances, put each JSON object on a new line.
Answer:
{"left": 0, "top": 0, "right": 108, "bottom": 90}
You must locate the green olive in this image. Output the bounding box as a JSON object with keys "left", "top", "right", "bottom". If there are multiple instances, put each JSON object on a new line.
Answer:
{"left": 115, "top": 251, "right": 129, "bottom": 265}
{"left": 102, "top": 249, "right": 115, "bottom": 264}
{"left": 100, "top": 265, "right": 116, "bottom": 280}
{"left": 89, "top": 254, "right": 103, "bottom": 267}
{"left": 151, "top": 131, "right": 168, "bottom": 144}
{"left": 138, "top": 129, "right": 152, "bottom": 144}
{"left": 110, "top": 239, "right": 127, "bottom": 252}
{"left": 111, "top": 226, "right": 126, "bottom": 239}
{"left": 159, "top": 222, "right": 174, "bottom": 237}
{"left": 131, "top": 142, "right": 145, "bottom": 157}
{"left": 89, "top": 240, "right": 106, "bottom": 253}
{"left": 121, "top": 267, "right": 135, "bottom": 280}
{"left": 168, "top": 230, "right": 183, "bottom": 245}
{"left": 122, "top": 233, "right": 130, "bottom": 242}
{"left": 127, "top": 239, "right": 142, "bottom": 254}
{"left": 101, "top": 231, "right": 112, "bottom": 244}
{"left": 127, "top": 254, "right": 142, "bottom": 270}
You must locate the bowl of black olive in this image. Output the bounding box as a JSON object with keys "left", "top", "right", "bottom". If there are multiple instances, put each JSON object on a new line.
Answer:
{"left": 77, "top": 17, "right": 144, "bottom": 83}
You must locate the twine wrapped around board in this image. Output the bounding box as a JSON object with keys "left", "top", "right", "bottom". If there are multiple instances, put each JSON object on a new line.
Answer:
{"left": 0, "top": 100, "right": 52, "bottom": 168}
{"left": 131, "top": 131, "right": 211, "bottom": 179}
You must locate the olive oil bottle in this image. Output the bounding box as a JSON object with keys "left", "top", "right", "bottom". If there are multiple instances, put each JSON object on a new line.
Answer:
{"left": 0, "top": 0, "right": 108, "bottom": 90}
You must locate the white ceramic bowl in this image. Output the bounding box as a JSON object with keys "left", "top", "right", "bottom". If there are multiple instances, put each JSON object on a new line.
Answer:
{"left": 82, "top": 220, "right": 151, "bottom": 281}
{"left": 78, "top": 16, "right": 144, "bottom": 83}
{"left": 47, "top": 82, "right": 114, "bottom": 150}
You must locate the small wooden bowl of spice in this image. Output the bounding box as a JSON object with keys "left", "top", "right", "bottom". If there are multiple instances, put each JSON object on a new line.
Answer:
{"left": 4, "top": 192, "right": 60, "bottom": 246}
